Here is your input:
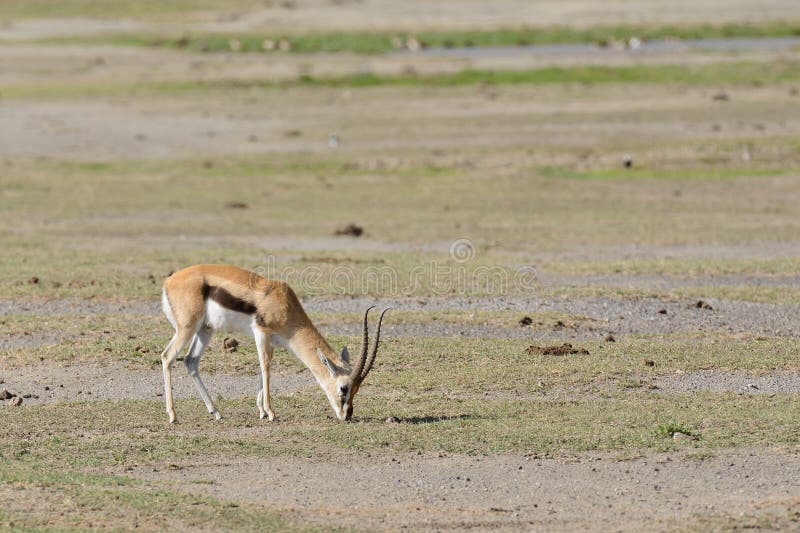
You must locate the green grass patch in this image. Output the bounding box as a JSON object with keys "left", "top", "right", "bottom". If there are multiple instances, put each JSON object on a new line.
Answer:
{"left": 538, "top": 165, "right": 800, "bottom": 181}
{"left": 291, "top": 61, "right": 800, "bottom": 88}
{"left": 4, "top": 60, "right": 800, "bottom": 98}
{"left": 0, "top": 461, "right": 299, "bottom": 531}
{"left": 1, "top": 392, "right": 797, "bottom": 464}
{"left": 36, "top": 21, "right": 800, "bottom": 53}
{"left": 3, "top": 152, "right": 800, "bottom": 301}
{"left": 545, "top": 257, "right": 800, "bottom": 277}
{"left": 0, "top": 0, "right": 253, "bottom": 20}
{"left": 4, "top": 325, "right": 800, "bottom": 387}
{"left": 655, "top": 422, "right": 696, "bottom": 438}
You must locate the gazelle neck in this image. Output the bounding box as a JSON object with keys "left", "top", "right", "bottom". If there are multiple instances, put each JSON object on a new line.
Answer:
{"left": 284, "top": 322, "right": 342, "bottom": 384}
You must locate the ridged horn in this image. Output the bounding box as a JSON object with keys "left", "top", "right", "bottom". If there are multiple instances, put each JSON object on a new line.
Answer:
{"left": 350, "top": 306, "right": 375, "bottom": 382}
{"left": 360, "top": 308, "right": 391, "bottom": 382}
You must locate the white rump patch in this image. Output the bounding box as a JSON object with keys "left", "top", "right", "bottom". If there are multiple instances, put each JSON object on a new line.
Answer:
{"left": 204, "top": 299, "right": 255, "bottom": 333}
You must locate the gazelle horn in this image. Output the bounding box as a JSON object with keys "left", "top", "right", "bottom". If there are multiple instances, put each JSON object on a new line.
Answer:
{"left": 360, "top": 308, "right": 391, "bottom": 382}
{"left": 350, "top": 306, "right": 375, "bottom": 381}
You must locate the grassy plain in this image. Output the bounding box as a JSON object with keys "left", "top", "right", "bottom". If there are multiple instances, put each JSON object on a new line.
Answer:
{"left": 2, "top": 0, "right": 800, "bottom": 529}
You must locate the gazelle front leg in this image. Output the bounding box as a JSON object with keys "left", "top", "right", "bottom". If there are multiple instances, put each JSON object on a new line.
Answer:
{"left": 160, "top": 329, "right": 193, "bottom": 424}
{"left": 253, "top": 327, "right": 275, "bottom": 421}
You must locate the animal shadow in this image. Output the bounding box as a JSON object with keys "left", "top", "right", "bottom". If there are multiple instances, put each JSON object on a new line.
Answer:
{"left": 360, "top": 414, "right": 475, "bottom": 424}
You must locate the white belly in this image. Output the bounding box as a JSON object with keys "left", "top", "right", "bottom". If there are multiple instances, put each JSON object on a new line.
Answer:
{"left": 204, "top": 299, "right": 254, "bottom": 333}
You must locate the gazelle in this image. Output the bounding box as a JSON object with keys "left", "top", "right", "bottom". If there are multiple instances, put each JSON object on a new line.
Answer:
{"left": 159, "top": 264, "right": 389, "bottom": 423}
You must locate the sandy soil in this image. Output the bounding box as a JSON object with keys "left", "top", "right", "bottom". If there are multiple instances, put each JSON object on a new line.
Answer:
{"left": 3, "top": 290, "right": 799, "bottom": 349}
{"left": 0, "top": 361, "right": 315, "bottom": 406}
{"left": 129, "top": 448, "right": 800, "bottom": 531}
{"left": 2, "top": 361, "right": 798, "bottom": 408}
{"left": 2, "top": 0, "right": 800, "bottom": 38}
{"left": 3, "top": 80, "right": 799, "bottom": 161}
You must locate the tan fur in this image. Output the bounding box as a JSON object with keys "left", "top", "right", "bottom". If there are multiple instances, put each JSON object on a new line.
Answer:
{"left": 160, "top": 264, "right": 354, "bottom": 423}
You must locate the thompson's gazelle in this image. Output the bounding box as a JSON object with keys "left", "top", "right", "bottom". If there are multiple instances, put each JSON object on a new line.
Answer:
{"left": 159, "top": 264, "right": 389, "bottom": 423}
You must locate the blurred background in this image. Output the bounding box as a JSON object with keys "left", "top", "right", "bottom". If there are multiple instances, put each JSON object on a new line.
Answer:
{"left": 2, "top": 0, "right": 800, "bottom": 300}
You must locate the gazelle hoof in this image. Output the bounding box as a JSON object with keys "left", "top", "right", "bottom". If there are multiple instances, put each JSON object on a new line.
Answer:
{"left": 213, "top": 411, "right": 222, "bottom": 420}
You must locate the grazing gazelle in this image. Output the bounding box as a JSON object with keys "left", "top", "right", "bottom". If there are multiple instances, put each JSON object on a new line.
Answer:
{"left": 159, "top": 264, "right": 389, "bottom": 423}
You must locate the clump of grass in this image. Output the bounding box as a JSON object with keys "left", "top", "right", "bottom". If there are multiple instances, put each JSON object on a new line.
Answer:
{"left": 655, "top": 422, "right": 695, "bottom": 438}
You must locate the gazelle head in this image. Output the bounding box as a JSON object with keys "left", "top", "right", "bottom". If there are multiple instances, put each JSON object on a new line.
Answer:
{"left": 316, "top": 306, "right": 390, "bottom": 421}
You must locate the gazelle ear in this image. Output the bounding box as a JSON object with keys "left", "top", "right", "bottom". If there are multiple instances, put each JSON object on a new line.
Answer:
{"left": 317, "top": 348, "right": 337, "bottom": 378}
{"left": 340, "top": 346, "right": 350, "bottom": 365}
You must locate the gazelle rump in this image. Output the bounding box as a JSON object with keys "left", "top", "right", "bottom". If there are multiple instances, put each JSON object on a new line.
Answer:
{"left": 159, "top": 264, "right": 389, "bottom": 423}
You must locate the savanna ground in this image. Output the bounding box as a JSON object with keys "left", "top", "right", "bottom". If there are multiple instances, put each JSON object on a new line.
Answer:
{"left": 2, "top": 0, "right": 800, "bottom": 531}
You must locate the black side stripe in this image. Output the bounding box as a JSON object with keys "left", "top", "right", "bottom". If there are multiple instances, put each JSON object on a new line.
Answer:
{"left": 203, "top": 284, "right": 257, "bottom": 315}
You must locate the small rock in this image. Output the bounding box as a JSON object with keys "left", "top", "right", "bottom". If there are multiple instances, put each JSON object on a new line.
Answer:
{"left": 327, "top": 133, "right": 340, "bottom": 149}
{"left": 0, "top": 389, "right": 12, "bottom": 400}
{"left": 277, "top": 38, "right": 292, "bottom": 52}
{"left": 526, "top": 343, "right": 589, "bottom": 356}
{"left": 385, "top": 416, "right": 400, "bottom": 424}
{"left": 672, "top": 431, "right": 693, "bottom": 441}
{"left": 604, "top": 333, "right": 616, "bottom": 342}
{"left": 694, "top": 300, "right": 713, "bottom": 310}
{"left": 643, "top": 359, "right": 655, "bottom": 367}
{"left": 28, "top": 276, "right": 40, "bottom": 284}
{"left": 406, "top": 37, "right": 422, "bottom": 52}
{"left": 519, "top": 316, "right": 533, "bottom": 326}
{"left": 223, "top": 337, "right": 239, "bottom": 352}
{"left": 622, "top": 154, "right": 633, "bottom": 168}
{"left": 225, "top": 201, "right": 248, "bottom": 209}
{"left": 657, "top": 309, "right": 667, "bottom": 315}
{"left": 7, "top": 396, "right": 22, "bottom": 406}
{"left": 712, "top": 92, "right": 730, "bottom": 101}
{"left": 334, "top": 223, "right": 364, "bottom": 237}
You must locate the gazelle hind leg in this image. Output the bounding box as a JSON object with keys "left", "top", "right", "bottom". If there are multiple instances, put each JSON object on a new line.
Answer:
{"left": 184, "top": 327, "right": 222, "bottom": 420}
{"left": 253, "top": 327, "right": 275, "bottom": 421}
{"left": 161, "top": 328, "right": 194, "bottom": 424}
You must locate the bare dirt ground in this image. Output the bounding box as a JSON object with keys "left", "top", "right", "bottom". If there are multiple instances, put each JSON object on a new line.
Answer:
{"left": 3, "top": 290, "right": 800, "bottom": 347}
{"left": 3, "top": 361, "right": 799, "bottom": 407}
{"left": 131, "top": 448, "right": 800, "bottom": 532}
{"left": 2, "top": 0, "right": 800, "bottom": 38}
{"left": 0, "top": 361, "right": 315, "bottom": 405}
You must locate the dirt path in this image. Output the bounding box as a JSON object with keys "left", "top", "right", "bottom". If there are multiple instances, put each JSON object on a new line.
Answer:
{"left": 3, "top": 292, "right": 799, "bottom": 345}
{"left": 2, "top": 0, "right": 799, "bottom": 40}
{"left": 0, "top": 362, "right": 316, "bottom": 406}
{"left": 129, "top": 448, "right": 800, "bottom": 531}
{"left": 2, "top": 362, "right": 798, "bottom": 407}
